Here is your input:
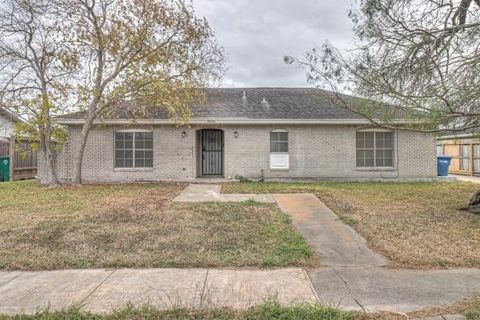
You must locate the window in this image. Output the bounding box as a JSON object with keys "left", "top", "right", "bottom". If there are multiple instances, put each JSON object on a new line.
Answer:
{"left": 270, "top": 130, "right": 289, "bottom": 169}
{"left": 356, "top": 131, "right": 393, "bottom": 168}
{"left": 270, "top": 131, "right": 288, "bottom": 153}
{"left": 115, "top": 131, "right": 153, "bottom": 168}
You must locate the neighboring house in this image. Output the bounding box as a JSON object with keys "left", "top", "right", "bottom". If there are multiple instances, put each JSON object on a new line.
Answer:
{"left": 0, "top": 107, "right": 18, "bottom": 139}
{"left": 39, "top": 88, "right": 437, "bottom": 183}
{"left": 437, "top": 130, "right": 480, "bottom": 176}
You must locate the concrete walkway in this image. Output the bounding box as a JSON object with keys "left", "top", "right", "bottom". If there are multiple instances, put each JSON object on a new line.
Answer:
{"left": 275, "top": 193, "right": 387, "bottom": 267}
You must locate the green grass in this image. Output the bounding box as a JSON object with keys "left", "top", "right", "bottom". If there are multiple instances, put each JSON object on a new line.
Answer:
{"left": 0, "top": 302, "right": 356, "bottom": 320}
{"left": 465, "top": 304, "right": 480, "bottom": 320}
{"left": 0, "top": 180, "right": 316, "bottom": 270}
{"left": 224, "top": 181, "right": 480, "bottom": 268}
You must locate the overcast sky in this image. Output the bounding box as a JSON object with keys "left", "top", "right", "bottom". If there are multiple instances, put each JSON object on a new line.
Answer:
{"left": 194, "top": 0, "right": 355, "bottom": 88}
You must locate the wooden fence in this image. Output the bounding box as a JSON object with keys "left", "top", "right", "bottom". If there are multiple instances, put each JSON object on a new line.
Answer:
{"left": 438, "top": 143, "right": 480, "bottom": 176}
{"left": 11, "top": 138, "right": 38, "bottom": 180}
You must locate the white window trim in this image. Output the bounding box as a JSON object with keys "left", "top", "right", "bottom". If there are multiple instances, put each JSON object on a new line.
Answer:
{"left": 114, "top": 130, "right": 154, "bottom": 169}
{"left": 356, "top": 130, "right": 395, "bottom": 169}
{"left": 270, "top": 129, "right": 289, "bottom": 169}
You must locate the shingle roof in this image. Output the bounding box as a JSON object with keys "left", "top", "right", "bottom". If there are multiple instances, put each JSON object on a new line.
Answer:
{"left": 59, "top": 87, "right": 404, "bottom": 121}
{"left": 0, "top": 107, "right": 20, "bottom": 123}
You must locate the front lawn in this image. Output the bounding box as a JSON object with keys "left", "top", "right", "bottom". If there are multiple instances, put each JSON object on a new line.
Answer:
{"left": 224, "top": 182, "right": 480, "bottom": 268}
{"left": 0, "top": 181, "right": 316, "bottom": 270}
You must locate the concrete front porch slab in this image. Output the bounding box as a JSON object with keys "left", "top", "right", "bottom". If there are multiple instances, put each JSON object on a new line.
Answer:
{"left": 174, "top": 184, "right": 275, "bottom": 203}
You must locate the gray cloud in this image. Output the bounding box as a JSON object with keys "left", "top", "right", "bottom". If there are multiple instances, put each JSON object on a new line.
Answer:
{"left": 194, "top": 0, "right": 354, "bottom": 87}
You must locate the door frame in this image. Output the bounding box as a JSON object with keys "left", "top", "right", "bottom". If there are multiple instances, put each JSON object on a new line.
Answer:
{"left": 196, "top": 129, "right": 224, "bottom": 177}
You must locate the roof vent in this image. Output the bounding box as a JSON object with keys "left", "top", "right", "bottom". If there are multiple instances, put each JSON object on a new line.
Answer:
{"left": 261, "top": 97, "right": 269, "bottom": 109}
{"left": 241, "top": 90, "right": 247, "bottom": 104}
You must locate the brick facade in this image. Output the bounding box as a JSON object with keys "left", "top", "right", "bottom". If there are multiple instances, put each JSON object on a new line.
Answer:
{"left": 38, "top": 124, "right": 437, "bottom": 183}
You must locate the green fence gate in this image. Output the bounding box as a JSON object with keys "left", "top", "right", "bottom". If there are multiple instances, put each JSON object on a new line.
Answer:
{"left": 0, "top": 156, "right": 9, "bottom": 182}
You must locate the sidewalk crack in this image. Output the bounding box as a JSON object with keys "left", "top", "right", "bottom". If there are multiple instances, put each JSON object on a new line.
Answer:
{"left": 331, "top": 266, "right": 367, "bottom": 313}
{"left": 79, "top": 269, "right": 116, "bottom": 307}
{"left": 302, "top": 269, "right": 321, "bottom": 304}
{"left": 199, "top": 268, "right": 209, "bottom": 308}
{"left": 0, "top": 272, "right": 24, "bottom": 288}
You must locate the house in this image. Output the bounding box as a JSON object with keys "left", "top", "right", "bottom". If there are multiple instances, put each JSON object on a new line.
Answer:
{"left": 39, "top": 88, "right": 437, "bottom": 183}
{"left": 0, "top": 107, "right": 18, "bottom": 139}
{"left": 437, "top": 130, "right": 479, "bottom": 176}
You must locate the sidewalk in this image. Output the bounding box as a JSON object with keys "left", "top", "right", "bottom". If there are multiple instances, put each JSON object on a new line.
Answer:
{"left": 1, "top": 267, "right": 479, "bottom": 315}
{"left": 0, "top": 268, "right": 315, "bottom": 315}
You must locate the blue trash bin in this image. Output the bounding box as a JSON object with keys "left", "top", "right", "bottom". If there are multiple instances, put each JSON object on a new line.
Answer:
{"left": 437, "top": 156, "right": 452, "bottom": 176}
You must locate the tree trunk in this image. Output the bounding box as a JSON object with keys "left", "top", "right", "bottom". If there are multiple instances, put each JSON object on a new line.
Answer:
{"left": 71, "top": 113, "right": 96, "bottom": 184}
{"left": 468, "top": 190, "right": 480, "bottom": 214}
{"left": 40, "top": 138, "right": 60, "bottom": 185}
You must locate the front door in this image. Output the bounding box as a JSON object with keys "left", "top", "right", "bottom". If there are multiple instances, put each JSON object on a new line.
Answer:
{"left": 202, "top": 129, "right": 223, "bottom": 176}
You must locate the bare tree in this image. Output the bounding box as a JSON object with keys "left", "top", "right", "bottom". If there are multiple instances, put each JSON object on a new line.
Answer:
{"left": 286, "top": 0, "right": 480, "bottom": 133}
{"left": 0, "top": 0, "right": 76, "bottom": 185}
{"left": 286, "top": 0, "right": 480, "bottom": 212}
{"left": 54, "top": 0, "right": 225, "bottom": 184}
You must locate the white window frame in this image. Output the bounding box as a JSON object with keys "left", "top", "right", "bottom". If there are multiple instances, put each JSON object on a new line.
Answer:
{"left": 270, "top": 129, "right": 289, "bottom": 169}
{"left": 114, "top": 129, "right": 153, "bottom": 169}
{"left": 356, "top": 129, "right": 394, "bottom": 169}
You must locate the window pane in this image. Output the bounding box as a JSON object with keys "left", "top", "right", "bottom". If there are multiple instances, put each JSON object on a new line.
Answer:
{"left": 384, "top": 132, "right": 393, "bottom": 148}
{"left": 278, "top": 132, "right": 288, "bottom": 141}
{"left": 135, "top": 158, "right": 145, "bottom": 167}
{"left": 144, "top": 158, "right": 153, "bottom": 168}
{"left": 279, "top": 142, "right": 288, "bottom": 152}
{"left": 364, "top": 132, "right": 374, "bottom": 148}
{"left": 356, "top": 150, "right": 365, "bottom": 167}
{"left": 356, "top": 132, "right": 365, "bottom": 148}
{"left": 376, "top": 150, "right": 384, "bottom": 167}
{"left": 124, "top": 140, "right": 133, "bottom": 149}
{"left": 270, "top": 141, "right": 276, "bottom": 152}
{"left": 124, "top": 158, "right": 133, "bottom": 168}
{"left": 124, "top": 132, "right": 133, "bottom": 140}
{"left": 115, "top": 132, "right": 124, "bottom": 141}
{"left": 136, "top": 140, "right": 145, "bottom": 149}
{"left": 145, "top": 140, "right": 153, "bottom": 149}
{"left": 384, "top": 157, "right": 393, "bottom": 167}
{"left": 135, "top": 132, "right": 145, "bottom": 140}
{"left": 365, "top": 150, "right": 374, "bottom": 167}
{"left": 124, "top": 150, "right": 133, "bottom": 160}
{"left": 115, "top": 158, "right": 124, "bottom": 168}
{"left": 145, "top": 151, "right": 153, "bottom": 160}
{"left": 270, "top": 132, "right": 279, "bottom": 143}
{"left": 376, "top": 132, "right": 384, "bottom": 148}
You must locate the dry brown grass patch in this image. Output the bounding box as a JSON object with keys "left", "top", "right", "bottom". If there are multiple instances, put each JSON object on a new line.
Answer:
{"left": 0, "top": 181, "right": 316, "bottom": 270}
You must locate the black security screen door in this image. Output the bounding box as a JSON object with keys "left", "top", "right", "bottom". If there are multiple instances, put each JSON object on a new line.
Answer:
{"left": 202, "top": 129, "right": 223, "bottom": 176}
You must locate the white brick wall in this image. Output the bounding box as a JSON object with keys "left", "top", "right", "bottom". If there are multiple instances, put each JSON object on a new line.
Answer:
{"left": 38, "top": 124, "right": 437, "bottom": 183}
